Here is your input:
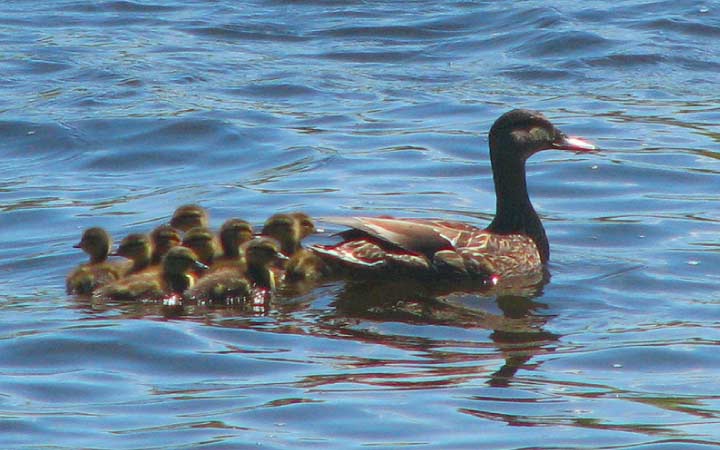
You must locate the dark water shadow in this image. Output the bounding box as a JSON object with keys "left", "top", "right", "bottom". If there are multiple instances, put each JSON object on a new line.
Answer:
{"left": 314, "top": 273, "right": 558, "bottom": 388}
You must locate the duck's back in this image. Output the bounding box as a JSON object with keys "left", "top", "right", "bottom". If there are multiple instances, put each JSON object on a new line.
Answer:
{"left": 66, "top": 261, "right": 125, "bottom": 295}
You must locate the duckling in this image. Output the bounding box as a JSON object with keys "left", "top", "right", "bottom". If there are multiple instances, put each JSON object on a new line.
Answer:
{"left": 290, "top": 211, "right": 318, "bottom": 239}
{"left": 182, "top": 226, "right": 218, "bottom": 269}
{"left": 212, "top": 218, "right": 253, "bottom": 272}
{"left": 66, "top": 227, "right": 125, "bottom": 295}
{"left": 96, "top": 246, "right": 207, "bottom": 301}
{"left": 113, "top": 233, "right": 153, "bottom": 276}
{"left": 185, "top": 268, "right": 250, "bottom": 303}
{"left": 262, "top": 213, "right": 327, "bottom": 281}
{"left": 170, "top": 204, "right": 209, "bottom": 233}
{"left": 150, "top": 224, "right": 181, "bottom": 265}
{"left": 262, "top": 213, "right": 301, "bottom": 256}
{"left": 244, "top": 237, "right": 287, "bottom": 291}
{"left": 186, "top": 237, "right": 285, "bottom": 303}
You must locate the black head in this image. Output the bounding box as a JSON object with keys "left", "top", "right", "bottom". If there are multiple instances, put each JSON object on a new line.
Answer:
{"left": 489, "top": 109, "right": 595, "bottom": 163}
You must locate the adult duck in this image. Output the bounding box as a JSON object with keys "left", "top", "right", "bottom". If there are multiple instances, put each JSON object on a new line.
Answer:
{"left": 311, "top": 109, "right": 596, "bottom": 280}
{"left": 66, "top": 227, "right": 125, "bottom": 295}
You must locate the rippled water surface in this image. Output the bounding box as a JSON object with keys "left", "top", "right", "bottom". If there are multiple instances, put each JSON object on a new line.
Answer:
{"left": 2, "top": 1, "right": 720, "bottom": 448}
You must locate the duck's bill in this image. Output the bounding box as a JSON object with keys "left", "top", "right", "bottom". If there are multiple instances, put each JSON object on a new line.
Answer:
{"left": 194, "top": 261, "right": 209, "bottom": 270}
{"left": 552, "top": 134, "right": 597, "bottom": 152}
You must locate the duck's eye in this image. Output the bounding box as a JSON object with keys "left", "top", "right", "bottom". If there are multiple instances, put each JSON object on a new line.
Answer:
{"left": 533, "top": 126, "right": 553, "bottom": 139}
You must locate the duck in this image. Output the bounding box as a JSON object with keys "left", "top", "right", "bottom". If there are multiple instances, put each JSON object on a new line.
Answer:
{"left": 66, "top": 227, "right": 125, "bottom": 295}
{"left": 186, "top": 237, "right": 285, "bottom": 303}
{"left": 211, "top": 218, "right": 253, "bottom": 272}
{"left": 262, "top": 213, "right": 302, "bottom": 256}
{"left": 262, "top": 213, "right": 327, "bottom": 281}
{"left": 112, "top": 233, "right": 154, "bottom": 276}
{"left": 96, "top": 246, "right": 207, "bottom": 301}
{"left": 290, "top": 211, "right": 318, "bottom": 239}
{"left": 150, "top": 224, "right": 182, "bottom": 266}
{"left": 181, "top": 226, "right": 218, "bottom": 269}
{"left": 310, "top": 109, "right": 596, "bottom": 280}
{"left": 170, "top": 204, "right": 209, "bottom": 233}
{"left": 244, "top": 237, "right": 287, "bottom": 291}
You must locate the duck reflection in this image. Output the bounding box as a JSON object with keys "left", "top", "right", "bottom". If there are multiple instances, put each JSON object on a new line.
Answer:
{"left": 323, "top": 273, "right": 557, "bottom": 387}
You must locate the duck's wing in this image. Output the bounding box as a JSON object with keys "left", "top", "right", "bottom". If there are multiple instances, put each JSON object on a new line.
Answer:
{"left": 319, "top": 216, "right": 484, "bottom": 256}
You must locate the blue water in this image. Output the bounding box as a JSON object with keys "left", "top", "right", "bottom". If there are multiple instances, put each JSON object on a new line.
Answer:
{"left": 2, "top": 1, "right": 720, "bottom": 448}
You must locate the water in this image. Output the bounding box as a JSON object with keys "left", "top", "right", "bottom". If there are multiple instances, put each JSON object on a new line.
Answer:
{"left": 2, "top": 1, "right": 720, "bottom": 448}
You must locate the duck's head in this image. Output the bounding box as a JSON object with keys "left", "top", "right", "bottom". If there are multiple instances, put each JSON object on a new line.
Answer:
{"left": 182, "top": 226, "right": 217, "bottom": 263}
{"left": 150, "top": 225, "right": 181, "bottom": 262}
{"left": 489, "top": 109, "right": 596, "bottom": 164}
{"left": 262, "top": 213, "right": 300, "bottom": 254}
{"left": 163, "top": 246, "right": 208, "bottom": 276}
{"left": 112, "top": 233, "right": 152, "bottom": 262}
{"left": 290, "top": 212, "right": 317, "bottom": 239}
{"left": 74, "top": 227, "right": 112, "bottom": 261}
{"left": 170, "top": 204, "right": 209, "bottom": 232}
{"left": 245, "top": 237, "right": 286, "bottom": 269}
{"left": 219, "top": 218, "right": 253, "bottom": 252}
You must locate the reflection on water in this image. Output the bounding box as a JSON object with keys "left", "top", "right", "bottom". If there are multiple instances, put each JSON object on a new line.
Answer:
{"left": 72, "top": 273, "right": 557, "bottom": 391}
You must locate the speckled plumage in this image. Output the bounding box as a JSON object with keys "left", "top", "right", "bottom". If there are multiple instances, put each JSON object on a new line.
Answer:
{"left": 310, "top": 110, "right": 595, "bottom": 280}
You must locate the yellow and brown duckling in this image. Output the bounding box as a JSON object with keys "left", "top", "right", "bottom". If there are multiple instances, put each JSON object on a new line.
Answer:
{"left": 182, "top": 226, "right": 219, "bottom": 269}
{"left": 96, "top": 246, "right": 207, "bottom": 301}
{"left": 66, "top": 227, "right": 125, "bottom": 295}
{"left": 112, "top": 233, "right": 153, "bottom": 276}
{"left": 170, "top": 204, "right": 209, "bottom": 233}
{"left": 244, "top": 237, "right": 287, "bottom": 290}
{"left": 186, "top": 237, "right": 285, "bottom": 303}
{"left": 150, "top": 224, "right": 181, "bottom": 266}
{"left": 211, "top": 218, "right": 254, "bottom": 272}
{"left": 290, "top": 211, "right": 318, "bottom": 239}
{"left": 262, "top": 213, "right": 327, "bottom": 281}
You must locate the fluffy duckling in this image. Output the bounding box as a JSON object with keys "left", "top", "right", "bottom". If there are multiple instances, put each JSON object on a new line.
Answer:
{"left": 244, "top": 237, "right": 286, "bottom": 290}
{"left": 96, "top": 246, "right": 207, "bottom": 301}
{"left": 212, "top": 218, "right": 253, "bottom": 272}
{"left": 290, "top": 211, "right": 317, "bottom": 239}
{"left": 262, "top": 213, "right": 301, "bottom": 256}
{"left": 262, "top": 213, "right": 327, "bottom": 281}
{"left": 170, "top": 204, "right": 209, "bottom": 233}
{"left": 186, "top": 237, "right": 285, "bottom": 303}
{"left": 113, "top": 233, "right": 153, "bottom": 276}
{"left": 150, "top": 224, "right": 181, "bottom": 265}
{"left": 185, "top": 268, "right": 250, "bottom": 303}
{"left": 66, "top": 227, "right": 125, "bottom": 295}
{"left": 182, "top": 226, "right": 219, "bottom": 268}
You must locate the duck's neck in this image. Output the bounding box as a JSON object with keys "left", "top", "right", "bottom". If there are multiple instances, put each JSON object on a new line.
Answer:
{"left": 280, "top": 238, "right": 300, "bottom": 256}
{"left": 165, "top": 272, "right": 192, "bottom": 294}
{"left": 487, "top": 157, "right": 549, "bottom": 262}
{"left": 90, "top": 253, "right": 108, "bottom": 264}
{"left": 222, "top": 241, "right": 241, "bottom": 259}
{"left": 248, "top": 264, "right": 275, "bottom": 290}
{"left": 131, "top": 253, "right": 152, "bottom": 273}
